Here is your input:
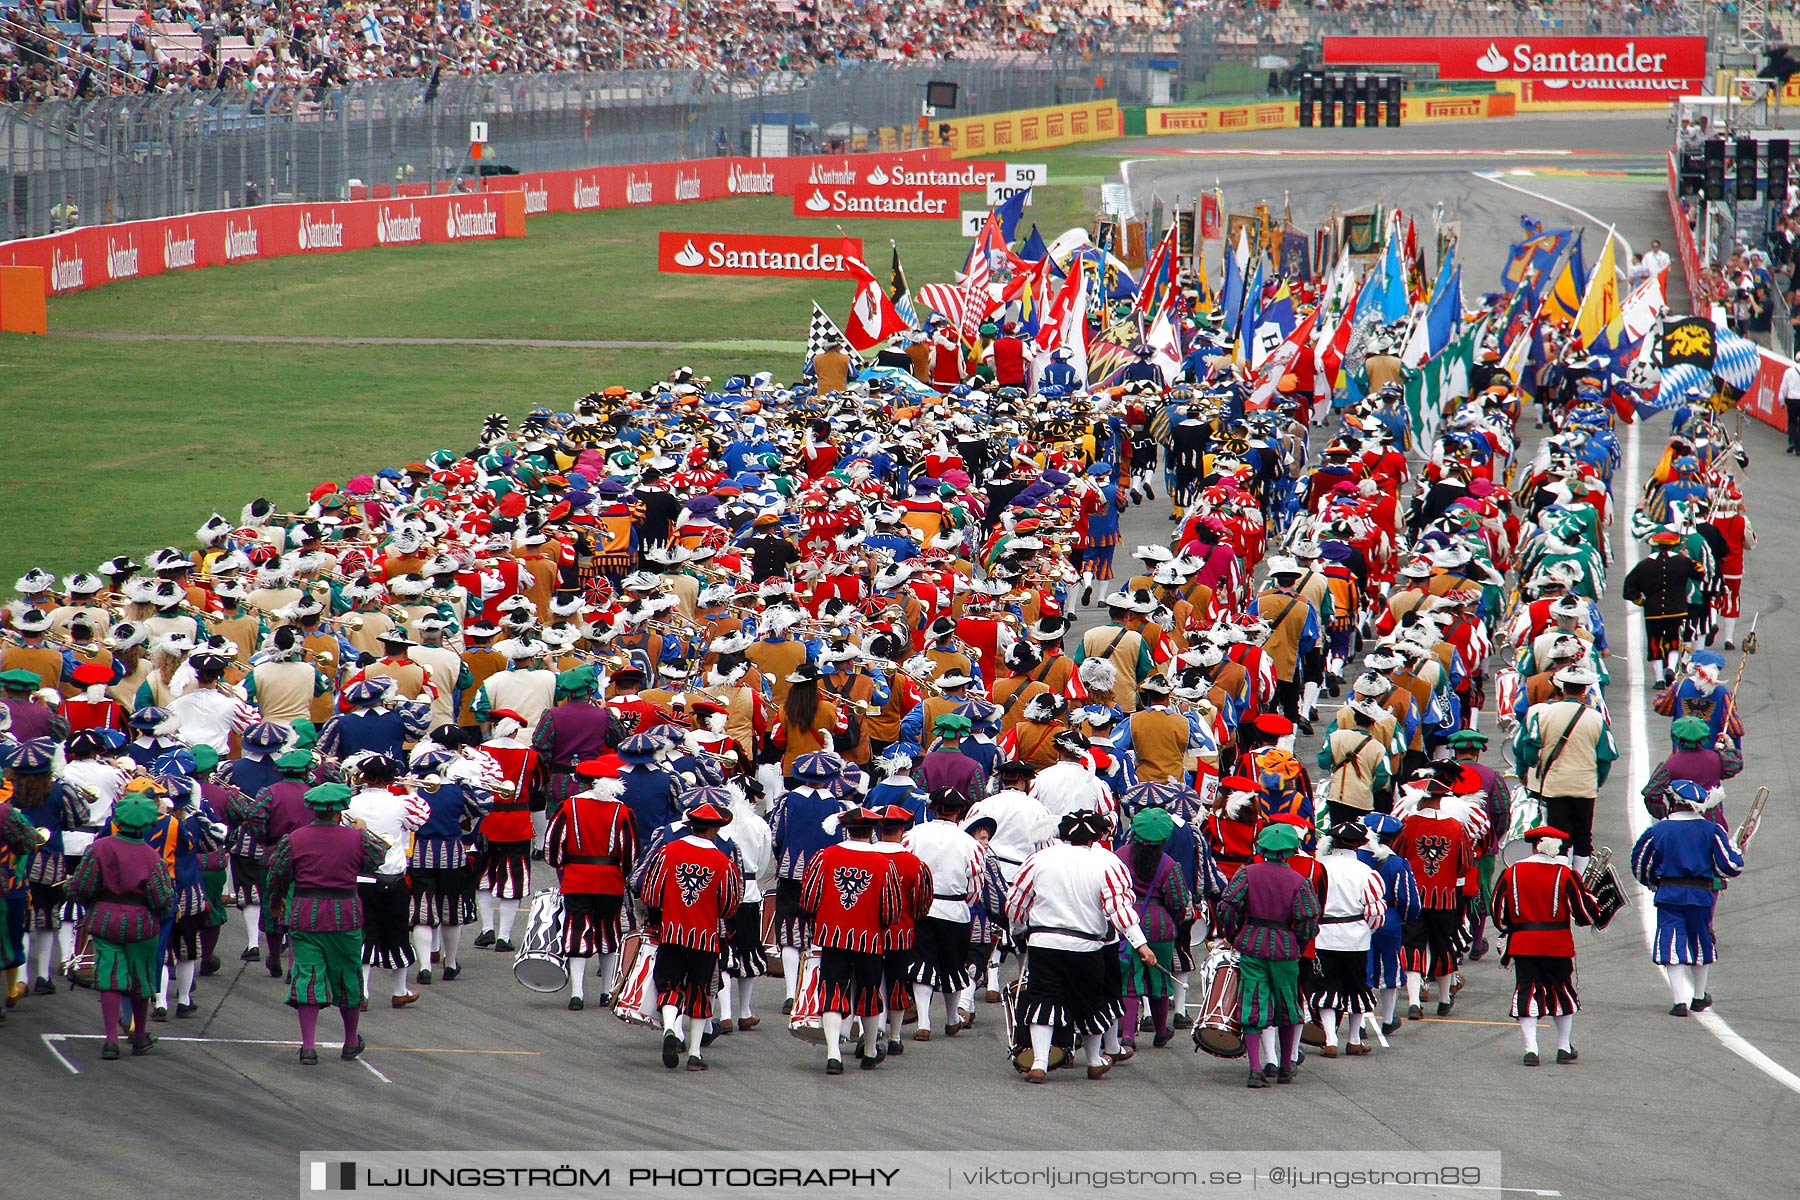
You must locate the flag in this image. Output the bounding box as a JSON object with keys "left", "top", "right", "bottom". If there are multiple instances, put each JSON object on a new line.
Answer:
{"left": 1085, "top": 314, "right": 1143, "bottom": 389}
{"left": 1249, "top": 300, "right": 1320, "bottom": 410}
{"left": 1192, "top": 244, "right": 1214, "bottom": 309}
{"left": 1379, "top": 233, "right": 1409, "bottom": 322}
{"left": 1133, "top": 223, "right": 1181, "bottom": 321}
{"left": 889, "top": 242, "right": 918, "bottom": 329}
{"left": 1714, "top": 327, "right": 1762, "bottom": 391}
{"left": 994, "top": 186, "right": 1031, "bottom": 243}
{"left": 806, "top": 302, "right": 865, "bottom": 372}
{"left": 1319, "top": 250, "right": 1356, "bottom": 322}
{"left": 1220, "top": 226, "right": 1250, "bottom": 334}
{"left": 1321, "top": 276, "right": 1367, "bottom": 389}
{"left": 1498, "top": 325, "right": 1532, "bottom": 382}
{"left": 1539, "top": 230, "right": 1586, "bottom": 325}
{"left": 915, "top": 284, "right": 965, "bottom": 327}
{"left": 1501, "top": 224, "right": 1572, "bottom": 292}
{"left": 1424, "top": 264, "right": 1461, "bottom": 358}
{"left": 361, "top": 11, "right": 385, "bottom": 44}
{"left": 1018, "top": 224, "right": 1049, "bottom": 263}
{"left": 1236, "top": 253, "right": 1265, "bottom": 362}
{"left": 959, "top": 215, "right": 1001, "bottom": 342}
{"left": 842, "top": 255, "right": 911, "bottom": 353}
{"left": 1145, "top": 307, "right": 1184, "bottom": 384}
{"left": 1572, "top": 230, "right": 1621, "bottom": 348}
{"left": 1037, "top": 254, "right": 1088, "bottom": 358}
{"left": 1661, "top": 316, "right": 1715, "bottom": 370}
{"left": 1251, "top": 279, "right": 1295, "bottom": 370}
{"left": 1199, "top": 190, "right": 1221, "bottom": 241}
{"left": 1619, "top": 272, "right": 1666, "bottom": 343}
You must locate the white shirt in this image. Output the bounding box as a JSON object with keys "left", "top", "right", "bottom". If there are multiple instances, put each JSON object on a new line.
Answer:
{"left": 1315, "top": 849, "right": 1386, "bottom": 953}
{"left": 966, "top": 788, "right": 1057, "bottom": 882}
{"left": 166, "top": 686, "right": 259, "bottom": 753}
{"left": 1778, "top": 364, "right": 1800, "bottom": 406}
{"left": 902, "top": 819, "right": 986, "bottom": 922}
{"left": 1029, "top": 761, "right": 1115, "bottom": 826}
{"left": 1633, "top": 248, "right": 1671, "bottom": 280}
{"left": 725, "top": 802, "right": 773, "bottom": 904}
{"left": 1005, "top": 841, "right": 1147, "bottom": 952}
{"left": 347, "top": 787, "right": 428, "bottom": 879}
{"left": 480, "top": 668, "right": 557, "bottom": 734}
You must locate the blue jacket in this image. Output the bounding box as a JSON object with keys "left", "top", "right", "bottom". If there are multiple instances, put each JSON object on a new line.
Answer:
{"left": 1630, "top": 813, "right": 1744, "bottom": 908}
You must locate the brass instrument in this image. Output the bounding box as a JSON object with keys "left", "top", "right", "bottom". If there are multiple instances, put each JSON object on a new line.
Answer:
{"left": 320, "top": 613, "right": 366, "bottom": 632}
{"left": 1579, "top": 847, "right": 1628, "bottom": 931}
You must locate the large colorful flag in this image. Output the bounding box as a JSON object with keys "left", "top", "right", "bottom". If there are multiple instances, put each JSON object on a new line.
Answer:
{"left": 1236, "top": 253, "right": 1265, "bottom": 362}
{"left": 1572, "top": 230, "right": 1621, "bottom": 348}
{"left": 1250, "top": 279, "right": 1296, "bottom": 370}
{"left": 1424, "top": 264, "right": 1462, "bottom": 357}
{"left": 959, "top": 214, "right": 1002, "bottom": 341}
{"left": 1249, "top": 300, "right": 1320, "bottom": 410}
{"left": 1379, "top": 232, "right": 1410, "bottom": 322}
{"left": 994, "top": 185, "right": 1032, "bottom": 243}
{"left": 842, "top": 255, "right": 912, "bottom": 353}
{"left": 1501, "top": 223, "right": 1574, "bottom": 292}
{"left": 1037, "top": 253, "right": 1087, "bottom": 356}
{"left": 1539, "top": 230, "right": 1587, "bottom": 325}
{"left": 1321, "top": 276, "right": 1367, "bottom": 389}
{"left": 805, "top": 302, "right": 865, "bottom": 372}
{"left": 1086, "top": 314, "right": 1143, "bottom": 389}
{"left": 1220, "top": 226, "right": 1251, "bottom": 335}
{"left": 889, "top": 242, "right": 918, "bottom": 329}
{"left": 1133, "top": 223, "right": 1182, "bottom": 321}
{"left": 1192, "top": 243, "right": 1215, "bottom": 309}
{"left": 1018, "top": 224, "right": 1050, "bottom": 264}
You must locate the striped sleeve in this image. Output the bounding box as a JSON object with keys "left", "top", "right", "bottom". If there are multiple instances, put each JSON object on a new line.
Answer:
{"left": 1004, "top": 854, "right": 1038, "bottom": 931}
{"left": 1098, "top": 854, "right": 1148, "bottom": 949}
{"left": 1362, "top": 873, "right": 1387, "bottom": 930}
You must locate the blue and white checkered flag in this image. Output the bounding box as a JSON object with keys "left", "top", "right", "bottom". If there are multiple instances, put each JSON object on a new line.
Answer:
{"left": 1714, "top": 328, "right": 1761, "bottom": 391}
{"left": 1650, "top": 362, "right": 1712, "bottom": 412}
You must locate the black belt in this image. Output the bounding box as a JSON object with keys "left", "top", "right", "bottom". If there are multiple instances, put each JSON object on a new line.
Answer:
{"left": 1657, "top": 876, "right": 1713, "bottom": 889}
{"left": 97, "top": 890, "right": 148, "bottom": 906}
{"left": 295, "top": 887, "right": 357, "bottom": 900}
{"left": 1029, "top": 923, "right": 1108, "bottom": 942}
{"left": 1320, "top": 913, "right": 1365, "bottom": 924}
{"left": 1245, "top": 917, "right": 1289, "bottom": 928}
{"left": 1216, "top": 852, "right": 1252, "bottom": 864}
{"left": 490, "top": 801, "right": 530, "bottom": 813}
{"left": 565, "top": 854, "right": 619, "bottom": 866}
{"left": 933, "top": 892, "right": 971, "bottom": 901}
{"left": 1508, "top": 921, "right": 1565, "bottom": 932}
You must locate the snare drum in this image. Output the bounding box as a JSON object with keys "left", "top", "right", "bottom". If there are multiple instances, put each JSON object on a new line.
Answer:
{"left": 787, "top": 950, "right": 825, "bottom": 1043}
{"left": 1192, "top": 945, "right": 1245, "bottom": 1059}
{"left": 611, "top": 932, "right": 660, "bottom": 1028}
{"left": 1000, "top": 965, "right": 1070, "bottom": 1072}
{"left": 511, "top": 889, "right": 569, "bottom": 993}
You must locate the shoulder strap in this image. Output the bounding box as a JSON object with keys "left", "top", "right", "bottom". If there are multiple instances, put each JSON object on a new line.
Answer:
{"left": 996, "top": 677, "right": 1034, "bottom": 724}
{"left": 1262, "top": 591, "right": 1305, "bottom": 636}
{"left": 1095, "top": 624, "right": 1132, "bottom": 662}
{"left": 1533, "top": 701, "right": 1590, "bottom": 791}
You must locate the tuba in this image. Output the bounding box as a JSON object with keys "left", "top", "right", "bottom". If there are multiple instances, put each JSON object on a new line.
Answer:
{"left": 1580, "top": 847, "right": 1628, "bottom": 931}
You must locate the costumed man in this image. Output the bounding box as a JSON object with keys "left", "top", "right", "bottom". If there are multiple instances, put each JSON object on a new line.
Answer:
{"left": 1642, "top": 716, "right": 1743, "bottom": 823}
{"left": 1357, "top": 811, "right": 1421, "bottom": 1034}
{"left": 1005, "top": 808, "right": 1155, "bottom": 1083}
{"left": 1492, "top": 824, "right": 1600, "bottom": 1066}
{"left": 1212, "top": 822, "right": 1322, "bottom": 1087}
{"left": 1514, "top": 664, "right": 1617, "bottom": 876}
{"left": 1630, "top": 780, "right": 1745, "bottom": 1016}
{"left": 800, "top": 806, "right": 900, "bottom": 1074}
{"left": 262, "top": 783, "right": 389, "bottom": 1065}
{"left": 1622, "top": 529, "right": 1702, "bottom": 685}
{"left": 1075, "top": 462, "right": 1125, "bottom": 607}
{"left": 67, "top": 790, "right": 165, "bottom": 1059}
{"left": 901, "top": 787, "right": 985, "bottom": 1041}
{"left": 344, "top": 756, "right": 429, "bottom": 1010}
{"left": 1311, "top": 820, "right": 1387, "bottom": 1058}
{"left": 1651, "top": 650, "right": 1744, "bottom": 752}
{"left": 1115, "top": 805, "right": 1194, "bottom": 1051}
{"left": 1254, "top": 558, "right": 1322, "bottom": 732}
{"left": 471, "top": 710, "right": 538, "bottom": 950}
{"left": 717, "top": 782, "right": 773, "bottom": 1032}
{"left": 634, "top": 800, "right": 743, "bottom": 1072}
{"left": 769, "top": 752, "right": 848, "bottom": 1012}
{"left": 1394, "top": 766, "right": 1479, "bottom": 1018}
{"left": 545, "top": 759, "right": 637, "bottom": 1010}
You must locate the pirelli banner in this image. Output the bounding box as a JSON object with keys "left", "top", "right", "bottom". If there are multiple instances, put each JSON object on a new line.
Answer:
{"left": 1144, "top": 92, "right": 1513, "bottom": 136}
{"left": 940, "top": 101, "right": 1121, "bottom": 160}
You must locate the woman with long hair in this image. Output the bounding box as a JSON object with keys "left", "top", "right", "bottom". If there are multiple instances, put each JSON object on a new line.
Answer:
{"left": 778, "top": 664, "right": 839, "bottom": 781}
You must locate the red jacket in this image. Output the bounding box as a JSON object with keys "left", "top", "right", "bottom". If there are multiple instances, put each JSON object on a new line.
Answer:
{"left": 1394, "top": 810, "right": 1477, "bottom": 910}
{"left": 477, "top": 742, "right": 538, "bottom": 843}
{"left": 992, "top": 336, "right": 1027, "bottom": 386}
{"left": 801, "top": 843, "right": 900, "bottom": 954}
{"left": 546, "top": 792, "right": 635, "bottom": 896}
{"left": 636, "top": 835, "right": 743, "bottom": 952}
{"left": 879, "top": 845, "right": 933, "bottom": 952}
{"left": 1492, "top": 857, "right": 1597, "bottom": 958}
{"left": 1202, "top": 812, "right": 1262, "bottom": 881}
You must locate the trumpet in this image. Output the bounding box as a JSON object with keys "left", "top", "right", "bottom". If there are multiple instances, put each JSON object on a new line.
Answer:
{"left": 319, "top": 613, "right": 366, "bottom": 632}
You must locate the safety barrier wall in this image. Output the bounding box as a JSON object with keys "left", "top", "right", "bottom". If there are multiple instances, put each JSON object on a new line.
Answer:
{"left": 1664, "top": 151, "right": 1794, "bottom": 432}
{"left": 0, "top": 189, "right": 527, "bottom": 299}
{"left": 1141, "top": 91, "right": 1514, "bottom": 135}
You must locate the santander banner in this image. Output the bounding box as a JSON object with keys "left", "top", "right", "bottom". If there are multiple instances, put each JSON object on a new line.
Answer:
{"left": 1, "top": 191, "right": 524, "bottom": 297}
{"left": 792, "top": 184, "right": 960, "bottom": 219}
{"left": 657, "top": 232, "right": 863, "bottom": 279}
{"left": 1323, "top": 36, "right": 1705, "bottom": 98}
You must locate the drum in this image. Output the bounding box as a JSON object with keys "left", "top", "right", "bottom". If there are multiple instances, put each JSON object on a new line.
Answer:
{"left": 511, "top": 889, "right": 569, "bottom": 993}
{"left": 999, "top": 965, "right": 1070, "bottom": 1072}
{"left": 760, "top": 899, "right": 782, "bottom": 979}
{"left": 787, "top": 950, "right": 825, "bottom": 1043}
{"left": 1301, "top": 1019, "right": 1327, "bottom": 1047}
{"left": 1499, "top": 839, "right": 1533, "bottom": 867}
{"left": 1192, "top": 945, "right": 1245, "bottom": 1059}
{"left": 611, "top": 932, "right": 660, "bottom": 1028}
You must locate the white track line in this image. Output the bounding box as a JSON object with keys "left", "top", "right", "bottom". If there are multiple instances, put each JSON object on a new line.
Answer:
{"left": 1621, "top": 414, "right": 1800, "bottom": 1096}
{"left": 1469, "top": 171, "right": 1635, "bottom": 269}
{"left": 40, "top": 1034, "right": 79, "bottom": 1075}
{"left": 41, "top": 1033, "right": 392, "bottom": 1081}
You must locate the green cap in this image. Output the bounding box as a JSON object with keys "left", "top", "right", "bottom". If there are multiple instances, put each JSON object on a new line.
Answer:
{"left": 1670, "top": 716, "right": 1712, "bottom": 745}
{"left": 189, "top": 744, "right": 221, "bottom": 773}
{"left": 1255, "top": 824, "right": 1303, "bottom": 855}
{"left": 111, "top": 792, "right": 161, "bottom": 833}
{"left": 1130, "top": 807, "right": 1175, "bottom": 844}
{"left": 303, "top": 783, "right": 353, "bottom": 813}
{"left": 933, "top": 713, "right": 973, "bottom": 736}
{"left": 274, "top": 749, "right": 314, "bottom": 773}
{"left": 1446, "top": 729, "right": 1488, "bottom": 748}
{"left": 289, "top": 719, "right": 319, "bottom": 749}
{"left": 0, "top": 668, "right": 43, "bottom": 690}
{"left": 557, "top": 667, "right": 597, "bottom": 696}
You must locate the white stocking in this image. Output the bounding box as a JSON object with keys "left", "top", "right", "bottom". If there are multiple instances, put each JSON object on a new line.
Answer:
{"left": 1666, "top": 963, "right": 1694, "bottom": 1006}
{"left": 687, "top": 1005, "right": 708, "bottom": 1057}
{"left": 1347, "top": 1013, "right": 1364, "bottom": 1046}
{"left": 1082, "top": 1032, "right": 1104, "bottom": 1067}
{"left": 1028, "top": 1023, "right": 1053, "bottom": 1072}
{"left": 1519, "top": 1015, "right": 1539, "bottom": 1054}
{"left": 719, "top": 977, "right": 735, "bottom": 1021}
{"left": 1722, "top": 617, "right": 1737, "bottom": 644}
{"left": 956, "top": 980, "right": 977, "bottom": 1018}
{"left": 596, "top": 950, "right": 619, "bottom": 997}
{"left": 391, "top": 966, "right": 409, "bottom": 997}
{"left": 913, "top": 983, "right": 936, "bottom": 1035}
{"left": 1318, "top": 1006, "right": 1339, "bottom": 1050}
{"left": 1552, "top": 1013, "right": 1574, "bottom": 1051}
{"left": 476, "top": 890, "right": 496, "bottom": 934}
{"left": 822, "top": 1012, "right": 844, "bottom": 1061}
{"left": 242, "top": 903, "right": 260, "bottom": 948}
{"left": 496, "top": 898, "right": 520, "bottom": 941}
{"left": 410, "top": 927, "right": 434, "bottom": 975}
{"left": 1171, "top": 969, "right": 1191, "bottom": 1018}
{"left": 1101, "top": 1020, "right": 1121, "bottom": 1054}
{"left": 781, "top": 948, "right": 801, "bottom": 1001}
{"left": 568, "top": 964, "right": 586, "bottom": 1000}
{"left": 1692, "top": 962, "right": 1710, "bottom": 1000}
{"left": 862, "top": 1015, "right": 881, "bottom": 1058}
{"left": 1260, "top": 1026, "right": 1278, "bottom": 1064}
{"left": 175, "top": 958, "right": 198, "bottom": 1005}
{"left": 661, "top": 1003, "right": 679, "bottom": 1035}
{"left": 1405, "top": 971, "right": 1423, "bottom": 1009}
{"left": 439, "top": 924, "right": 463, "bottom": 968}
{"left": 56, "top": 921, "right": 74, "bottom": 963}
{"left": 28, "top": 930, "right": 56, "bottom": 982}
{"left": 738, "top": 980, "right": 754, "bottom": 1019}
{"left": 1302, "top": 681, "right": 1321, "bottom": 718}
{"left": 1379, "top": 987, "right": 1398, "bottom": 1024}
{"left": 530, "top": 810, "right": 547, "bottom": 850}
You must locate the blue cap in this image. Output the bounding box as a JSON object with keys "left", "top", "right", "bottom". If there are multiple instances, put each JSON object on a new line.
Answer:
{"left": 617, "top": 733, "right": 662, "bottom": 764}
{"left": 1361, "top": 811, "right": 1404, "bottom": 836}
{"left": 342, "top": 679, "right": 389, "bottom": 707}
{"left": 791, "top": 750, "right": 844, "bottom": 784}
{"left": 6, "top": 736, "right": 57, "bottom": 774}
{"left": 151, "top": 748, "right": 197, "bottom": 778}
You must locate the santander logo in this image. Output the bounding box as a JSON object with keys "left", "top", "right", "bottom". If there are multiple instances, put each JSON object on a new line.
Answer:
{"left": 727, "top": 162, "right": 775, "bottom": 194}
{"left": 1476, "top": 43, "right": 1507, "bottom": 72}
{"left": 804, "top": 190, "right": 832, "bottom": 213}
{"left": 673, "top": 239, "right": 704, "bottom": 267}
{"left": 865, "top": 165, "right": 891, "bottom": 186}
{"left": 808, "top": 162, "right": 856, "bottom": 186}
{"left": 674, "top": 170, "right": 701, "bottom": 201}
{"left": 50, "top": 245, "right": 85, "bottom": 291}
{"left": 104, "top": 234, "right": 140, "bottom": 280}
{"left": 573, "top": 177, "right": 603, "bottom": 210}
{"left": 625, "top": 173, "right": 653, "bottom": 205}
{"left": 523, "top": 184, "right": 549, "bottom": 214}
{"left": 378, "top": 205, "right": 422, "bottom": 245}
{"left": 224, "top": 219, "right": 260, "bottom": 261}
{"left": 446, "top": 204, "right": 499, "bottom": 240}
{"left": 297, "top": 209, "right": 344, "bottom": 251}
{"left": 163, "top": 225, "right": 197, "bottom": 269}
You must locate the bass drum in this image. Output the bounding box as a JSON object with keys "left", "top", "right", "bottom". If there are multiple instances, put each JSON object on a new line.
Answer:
{"left": 1192, "top": 945, "right": 1245, "bottom": 1059}
{"left": 611, "top": 932, "right": 661, "bottom": 1028}
{"left": 511, "top": 889, "right": 569, "bottom": 993}
{"left": 999, "top": 963, "right": 1071, "bottom": 1072}
{"left": 787, "top": 950, "right": 825, "bottom": 1043}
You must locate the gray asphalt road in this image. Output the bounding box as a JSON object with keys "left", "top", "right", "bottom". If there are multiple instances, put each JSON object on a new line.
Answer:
{"left": 8, "top": 113, "right": 1796, "bottom": 1200}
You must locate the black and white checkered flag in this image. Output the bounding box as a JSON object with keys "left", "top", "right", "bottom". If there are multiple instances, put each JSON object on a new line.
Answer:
{"left": 806, "top": 301, "right": 866, "bottom": 372}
